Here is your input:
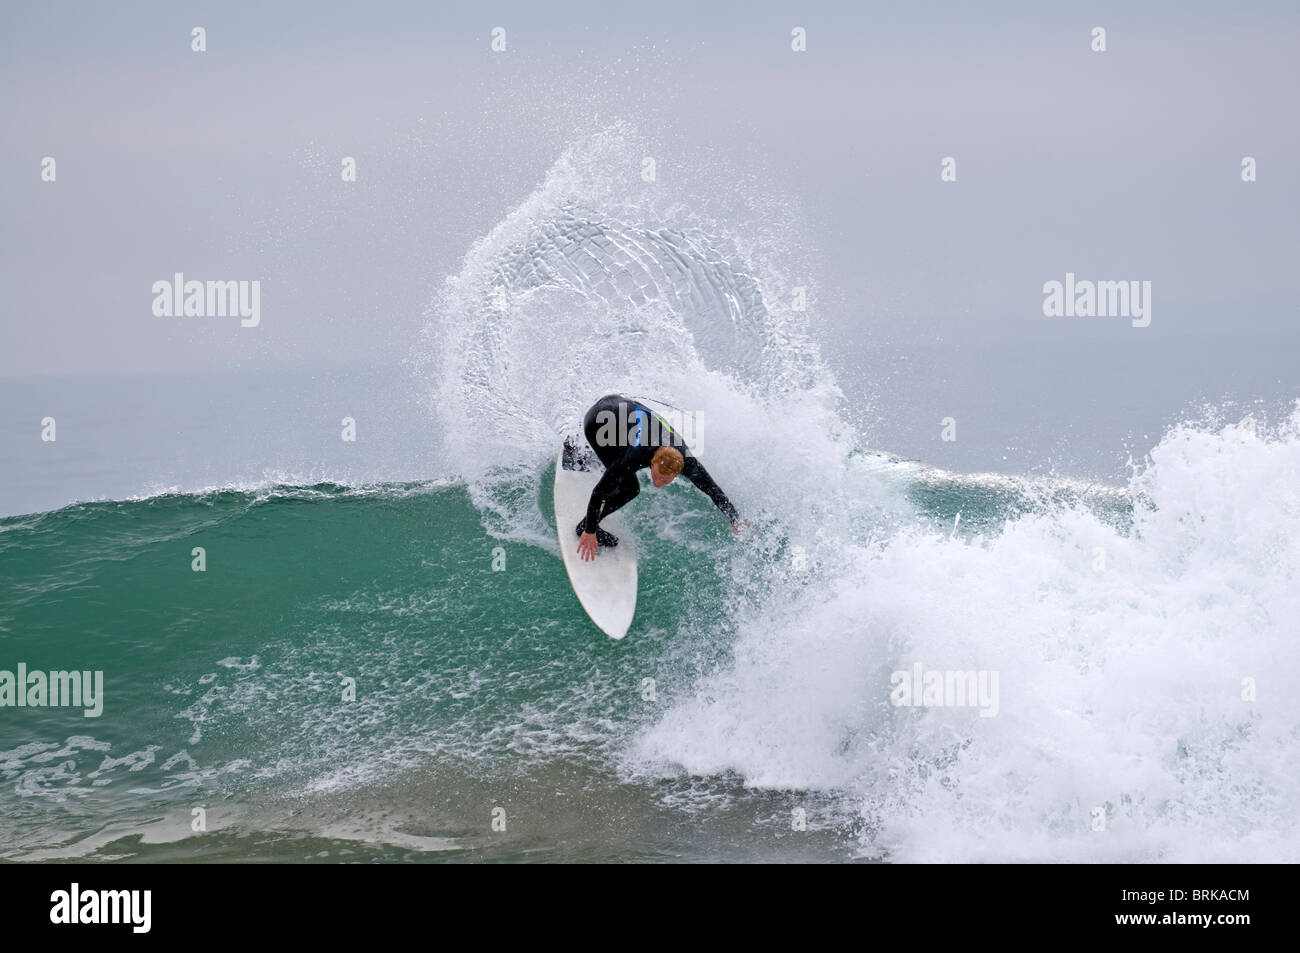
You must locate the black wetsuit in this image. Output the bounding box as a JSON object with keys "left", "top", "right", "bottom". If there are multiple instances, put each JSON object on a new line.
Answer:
{"left": 577, "top": 394, "right": 739, "bottom": 536}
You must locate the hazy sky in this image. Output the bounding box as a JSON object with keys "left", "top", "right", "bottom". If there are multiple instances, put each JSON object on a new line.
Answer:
{"left": 2, "top": 1, "right": 1297, "bottom": 484}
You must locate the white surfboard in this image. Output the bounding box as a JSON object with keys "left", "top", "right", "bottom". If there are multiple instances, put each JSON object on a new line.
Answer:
{"left": 554, "top": 444, "right": 638, "bottom": 639}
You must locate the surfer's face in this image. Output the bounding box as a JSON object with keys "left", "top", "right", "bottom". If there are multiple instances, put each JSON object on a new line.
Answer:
{"left": 650, "top": 461, "right": 677, "bottom": 487}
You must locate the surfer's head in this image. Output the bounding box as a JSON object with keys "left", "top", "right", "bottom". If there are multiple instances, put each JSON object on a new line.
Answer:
{"left": 650, "top": 446, "right": 684, "bottom": 487}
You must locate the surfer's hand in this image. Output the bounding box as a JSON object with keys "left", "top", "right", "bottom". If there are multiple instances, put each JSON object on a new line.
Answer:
{"left": 578, "top": 531, "right": 599, "bottom": 561}
{"left": 732, "top": 521, "right": 747, "bottom": 536}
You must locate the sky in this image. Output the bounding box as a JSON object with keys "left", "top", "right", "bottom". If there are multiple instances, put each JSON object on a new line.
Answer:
{"left": 1, "top": 1, "right": 1297, "bottom": 483}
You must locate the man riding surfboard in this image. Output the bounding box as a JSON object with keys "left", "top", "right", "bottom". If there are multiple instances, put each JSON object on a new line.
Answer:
{"left": 571, "top": 394, "right": 741, "bottom": 562}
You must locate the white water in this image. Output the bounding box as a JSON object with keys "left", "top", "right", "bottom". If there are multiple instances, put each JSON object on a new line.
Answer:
{"left": 633, "top": 409, "right": 1300, "bottom": 862}
{"left": 419, "top": 122, "right": 864, "bottom": 541}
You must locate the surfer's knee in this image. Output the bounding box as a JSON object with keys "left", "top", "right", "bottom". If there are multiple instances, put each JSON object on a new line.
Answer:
{"left": 609, "top": 476, "right": 639, "bottom": 509}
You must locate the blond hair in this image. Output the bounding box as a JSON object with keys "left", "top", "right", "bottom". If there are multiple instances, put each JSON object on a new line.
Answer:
{"left": 652, "top": 446, "right": 684, "bottom": 476}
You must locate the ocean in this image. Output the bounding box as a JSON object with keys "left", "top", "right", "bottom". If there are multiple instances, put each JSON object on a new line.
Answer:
{"left": 3, "top": 126, "right": 1298, "bottom": 863}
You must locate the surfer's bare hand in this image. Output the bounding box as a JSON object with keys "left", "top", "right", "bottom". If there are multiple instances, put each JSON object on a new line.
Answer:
{"left": 732, "top": 521, "right": 748, "bottom": 536}
{"left": 578, "top": 531, "right": 599, "bottom": 561}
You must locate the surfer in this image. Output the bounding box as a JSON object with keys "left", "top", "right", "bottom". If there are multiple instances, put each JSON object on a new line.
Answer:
{"left": 572, "top": 394, "right": 741, "bottom": 561}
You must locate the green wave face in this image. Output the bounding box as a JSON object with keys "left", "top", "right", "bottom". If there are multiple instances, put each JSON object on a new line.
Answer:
{"left": 0, "top": 479, "right": 753, "bottom": 861}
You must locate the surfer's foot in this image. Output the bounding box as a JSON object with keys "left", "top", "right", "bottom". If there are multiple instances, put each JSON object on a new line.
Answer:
{"left": 575, "top": 519, "right": 618, "bottom": 548}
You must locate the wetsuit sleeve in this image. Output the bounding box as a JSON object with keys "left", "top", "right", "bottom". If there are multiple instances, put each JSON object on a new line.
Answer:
{"left": 682, "top": 456, "right": 739, "bottom": 523}
{"left": 584, "top": 449, "right": 640, "bottom": 531}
